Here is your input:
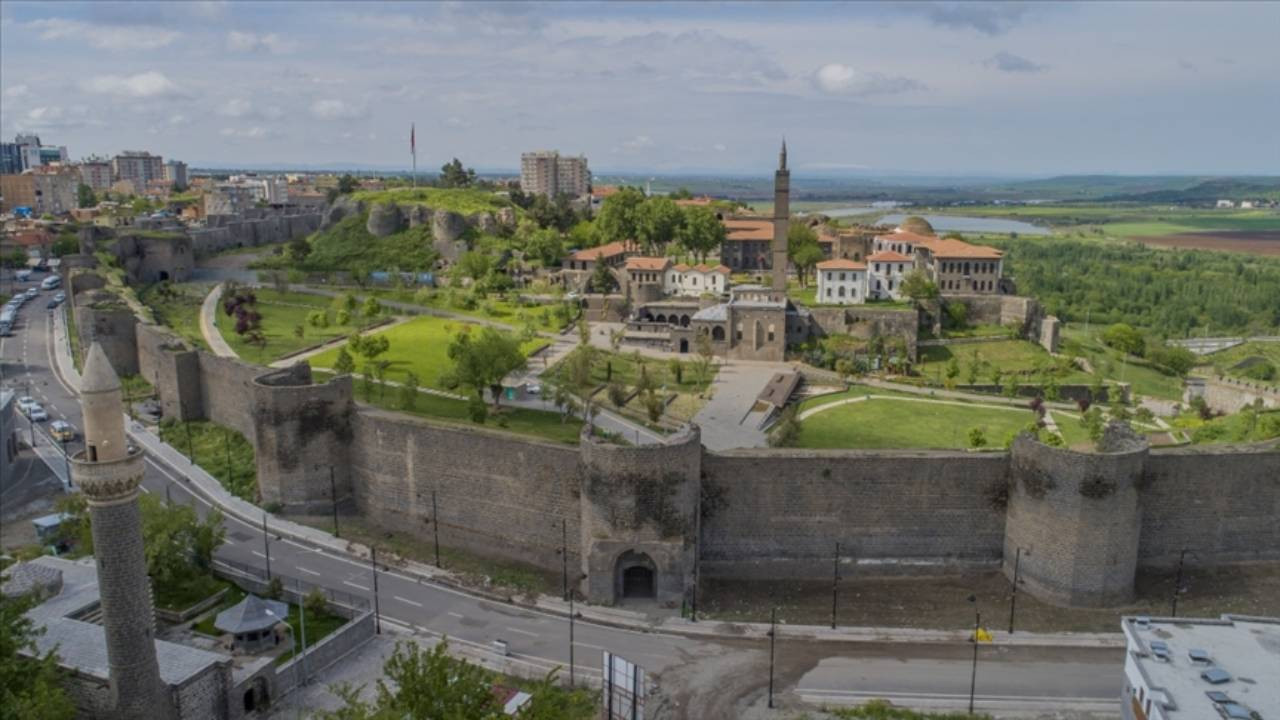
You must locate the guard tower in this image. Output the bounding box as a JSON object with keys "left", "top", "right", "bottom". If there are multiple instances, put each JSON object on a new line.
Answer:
{"left": 771, "top": 139, "right": 790, "bottom": 292}
{"left": 70, "top": 343, "right": 172, "bottom": 719}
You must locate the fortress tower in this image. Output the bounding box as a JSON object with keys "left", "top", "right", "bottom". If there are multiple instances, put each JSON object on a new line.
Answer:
{"left": 70, "top": 343, "right": 172, "bottom": 719}
{"left": 771, "top": 139, "right": 790, "bottom": 292}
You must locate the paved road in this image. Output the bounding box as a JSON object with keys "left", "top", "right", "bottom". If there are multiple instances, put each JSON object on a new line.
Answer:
{"left": 1, "top": 277, "right": 1125, "bottom": 716}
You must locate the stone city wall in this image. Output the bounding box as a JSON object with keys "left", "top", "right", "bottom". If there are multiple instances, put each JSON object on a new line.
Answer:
{"left": 806, "top": 306, "right": 920, "bottom": 361}
{"left": 1190, "top": 376, "right": 1280, "bottom": 414}
{"left": 170, "top": 661, "right": 232, "bottom": 720}
{"left": 700, "top": 449, "right": 1009, "bottom": 579}
{"left": 274, "top": 612, "right": 375, "bottom": 698}
{"left": 349, "top": 410, "right": 584, "bottom": 573}
{"left": 73, "top": 298, "right": 140, "bottom": 378}
{"left": 189, "top": 212, "right": 321, "bottom": 258}
{"left": 1140, "top": 441, "right": 1280, "bottom": 566}
{"left": 251, "top": 365, "right": 353, "bottom": 512}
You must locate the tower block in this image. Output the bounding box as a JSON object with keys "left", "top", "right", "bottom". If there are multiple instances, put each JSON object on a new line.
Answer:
{"left": 771, "top": 139, "right": 790, "bottom": 292}
{"left": 70, "top": 343, "right": 172, "bottom": 719}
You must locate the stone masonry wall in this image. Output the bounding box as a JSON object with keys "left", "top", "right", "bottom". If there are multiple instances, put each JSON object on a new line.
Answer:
{"left": 251, "top": 365, "right": 353, "bottom": 512}
{"left": 74, "top": 300, "right": 140, "bottom": 377}
{"left": 1140, "top": 441, "right": 1280, "bottom": 566}
{"left": 806, "top": 306, "right": 920, "bottom": 361}
{"left": 135, "top": 324, "right": 202, "bottom": 421}
{"left": 349, "top": 411, "right": 583, "bottom": 573}
{"left": 700, "top": 449, "right": 1009, "bottom": 579}
{"left": 193, "top": 354, "right": 263, "bottom": 440}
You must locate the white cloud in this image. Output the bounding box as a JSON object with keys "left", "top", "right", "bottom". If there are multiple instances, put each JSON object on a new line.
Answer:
{"left": 5, "top": 84, "right": 29, "bottom": 98}
{"left": 713, "top": 143, "right": 727, "bottom": 152}
{"left": 310, "top": 99, "right": 365, "bottom": 120}
{"left": 984, "top": 51, "right": 1047, "bottom": 73}
{"left": 169, "top": 114, "right": 191, "bottom": 126}
{"left": 226, "top": 30, "right": 296, "bottom": 54}
{"left": 812, "top": 63, "right": 922, "bottom": 96}
{"left": 81, "top": 71, "right": 181, "bottom": 98}
{"left": 219, "top": 126, "right": 269, "bottom": 139}
{"left": 29, "top": 18, "right": 180, "bottom": 50}
{"left": 218, "top": 98, "right": 253, "bottom": 117}
{"left": 614, "top": 135, "right": 656, "bottom": 154}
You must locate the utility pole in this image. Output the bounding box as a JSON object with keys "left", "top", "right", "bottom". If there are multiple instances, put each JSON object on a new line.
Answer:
{"left": 371, "top": 547, "right": 382, "bottom": 634}
{"left": 831, "top": 541, "right": 840, "bottom": 630}
{"left": 223, "top": 432, "right": 234, "bottom": 489}
{"left": 767, "top": 607, "right": 777, "bottom": 709}
{"left": 569, "top": 578, "right": 576, "bottom": 688}
{"left": 299, "top": 594, "right": 309, "bottom": 686}
{"left": 968, "top": 596, "right": 980, "bottom": 715}
{"left": 262, "top": 512, "right": 272, "bottom": 580}
{"left": 329, "top": 467, "right": 339, "bottom": 538}
{"left": 560, "top": 518, "right": 568, "bottom": 602}
{"left": 183, "top": 420, "right": 195, "bottom": 463}
{"left": 431, "top": 490, "right": 441, "bottom": 568}
{"left": 1008, "top": 546, "right": 1021, "bottom": 634}
{"left": 691, "top": 528, "right": 699, "bottom": 623}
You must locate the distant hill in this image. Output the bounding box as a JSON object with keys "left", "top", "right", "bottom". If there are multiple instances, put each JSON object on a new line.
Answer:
{"left": 1098, "top": 177, "right": 1280, "bottom": 203}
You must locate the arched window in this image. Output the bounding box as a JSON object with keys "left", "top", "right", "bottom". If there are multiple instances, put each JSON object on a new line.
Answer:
{"left": 712, "top": 325, "right": 726, "bottom": 341}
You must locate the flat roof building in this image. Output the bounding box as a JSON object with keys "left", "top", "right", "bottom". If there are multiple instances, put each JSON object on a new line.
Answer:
{"left": 520, "top": 150, "right": 589, "bottom": 198}
{"left": 1121, "top": 614, "right": 1280, "bottom": 720}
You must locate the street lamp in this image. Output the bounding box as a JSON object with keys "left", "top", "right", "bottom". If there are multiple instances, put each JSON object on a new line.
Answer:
{"left": 967, "top": 594, "right": 980, "bottom": 715}
{"left": 1007, "top": 546, "right": 1025, "bottom": 634}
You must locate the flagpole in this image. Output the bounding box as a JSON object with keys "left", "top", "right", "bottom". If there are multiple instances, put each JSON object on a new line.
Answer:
{"left": 411, "top": 122, "right": 417, "bottom": 188}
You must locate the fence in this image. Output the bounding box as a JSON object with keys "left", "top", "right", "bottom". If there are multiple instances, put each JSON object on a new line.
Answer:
{"left": 213, "top": 557, "right": 371, "bottom": 618}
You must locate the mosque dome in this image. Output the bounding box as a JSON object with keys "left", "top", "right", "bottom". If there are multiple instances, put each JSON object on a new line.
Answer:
{"left": 899, "top": 216, "right": 935, "bottom": 236}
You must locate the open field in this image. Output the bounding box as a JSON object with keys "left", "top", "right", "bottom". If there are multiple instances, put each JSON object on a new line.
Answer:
{"left": 915, "top": 339, "right": 1090, "bottom": 385}
{"left": 158, "top": 419, "right": 257, "bottom": 502}
{"left": 796, "top": 395, "right": 1033, "bottom": 450}
{"left": 139, "top": 283, "right": 211, "bottom": 352}
{"left": 215, "top": 287, "right": 373, "bottom": 362}
{"left": 363, "top": 286, "right": 567, "bottom": 327}
{"left": 1137, "top": 230, "right": 1280, "bottom": 256}
{"left": 1198, "top": 340, "right": 1280, "bottom": 386}
{"left": 308, "top": 315, "right": 547, "bottom": 390}
{"left": 920, "top": 204, "right": 1280, "bottom": 234}
{"left": 1059, "top": 328, "right": 1186, "bottom": 400}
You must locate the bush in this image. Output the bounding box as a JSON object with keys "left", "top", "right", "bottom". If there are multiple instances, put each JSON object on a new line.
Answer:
{"left": 607, "top": 382, "right": 628, "bottom": 408}
{"left": 304, "top": 588, "right": 328, "bottom": 617}
{"left": 266, "top": 576, "right": 283, "bottom": 600}
{"left": 1101, "top": 323, "right": 1145, "bottom": 357}
{"left": 1242, "top": 360, "right": 1276, "bottom": 381}
{"left": 967, "top": 427, "right": 987, "bottom": 449}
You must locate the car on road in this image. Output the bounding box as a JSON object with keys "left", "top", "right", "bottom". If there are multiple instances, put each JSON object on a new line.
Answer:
{"left": 47, "top": 300, "right": 59, "bottom": 310}
{"left": 17, "top": 396, "right": 38, "bottom": 413}
{"left": 51, "top": 420, "right": 76, "bottom": 442}
{"left": 27, "top": 404, "right": 49, "bottom": 422}
{"left": 25, "top": 288, "right": 39, "bottom": 299}
{"left": 54, "top": 291, "right": 66, "bottom": 303}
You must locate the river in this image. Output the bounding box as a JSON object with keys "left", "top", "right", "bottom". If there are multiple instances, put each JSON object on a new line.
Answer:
{"left": 810, "top": 208, "right": 1051, "bottom": 236}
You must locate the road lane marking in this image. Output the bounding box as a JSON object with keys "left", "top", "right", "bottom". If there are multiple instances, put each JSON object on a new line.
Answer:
{"left": 251, "top": 550, "right": 266, "bottom": 558}
{"left": 394, "top": 596, "right": 423, "bottom": 607}
{"left": 574, "top": 641, "right": 607, "bottom": 651}
{"left": 297, "top": 566, "right": 321, "bottom": 576}
{"left": 447, "top": 611, "right": 464, "bottom": 618}
{"left": 505, "top": 627, "right": 539, "bottom": 638}
{"left": 343, "top": 580, "right": 370, "bottom": 591}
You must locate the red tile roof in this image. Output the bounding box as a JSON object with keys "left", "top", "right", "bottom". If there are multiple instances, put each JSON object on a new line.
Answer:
{"left": 817, "top": 258, "right": 867, "bottom": 270}
{"left": 567, "top": 240, "right": 631, "bottom": 262}
{"left": 625, "top": 256, "right": 670, "bottom": 271}
{"left": 927, "top": 239, "right": 1004, "bottom": 259}
{"left": 723, "top": 219, "right": 773, "bottom": 241}
{"left": 867, "top": 250, "right": 912, "bottom": 263}
{"left": 693, "top": 263, "right": 731, "bottom": 274}
{"left": 874, "top": 230, "right": 937, "bottom": 247}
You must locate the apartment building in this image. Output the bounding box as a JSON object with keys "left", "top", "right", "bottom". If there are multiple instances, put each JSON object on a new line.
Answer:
{"left": 520, "top": 150, "right": 590, "bottom": 198}
{"left": 112, "top": 151, "right": 165, "bottom": 187}
{"left": 79, "top": 156, "right": 113, "bottom": 191}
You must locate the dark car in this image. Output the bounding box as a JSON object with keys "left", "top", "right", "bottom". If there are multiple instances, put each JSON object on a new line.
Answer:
{"left": 47, "top": 300, "right": 59, "bottom": 309}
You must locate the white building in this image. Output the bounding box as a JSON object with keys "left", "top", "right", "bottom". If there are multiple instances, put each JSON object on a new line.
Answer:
{"left": 815, "top": 258, "right": 867, "bottom": 305}
{"left": 1216, "top": 199, "right": 1235, "bottom": 208}
{"left": 867, "top": 250, "right": 912, "bottom": 300}
{"left": 1239, "top": 200, "right": 1256, "bottom": 209}
{"left": 666, "top": 262, "right": 730, "bottom": 296}
{"left": 1120, "top": 614, "right": 1279, "bottom": 720}
{"left": 520, "top": 150, "right": 590, "bottom": 198}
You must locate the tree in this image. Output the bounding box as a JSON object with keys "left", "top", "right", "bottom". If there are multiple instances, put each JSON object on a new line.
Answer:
{"left": 348, "top": 333, "right": 390, "bottom": 364}
{"left": 668, "top": 357, "right": 684, "bottom": 385}
{"left": 524, "top": 227, "right": 564, "bottom": 267}
{"left": 0, "top": 593, "right": 77, "bottom": 720}
{"left": 288, "top": 233, "right": 311, "bottom": 262}
{"left": 787, "top": 223, "right": 822, "bottom": 287}
{"left": 693, "top": 332, "right": 715, "bottom": 385}
{"left": 446, "top": 327, "right": 527, "bottom": 408}
{"left": 361, "top": 296, "right": 382, "bottom": 318}
{"left": 901, "top": 269, "right": 939, "bottom": 302}
{"left": 669, "top": 187, "right": 694, "bottom": 200}
{"left": 337, "top": 174, "right": 359, "bottom": 194}
{"left": 944, "top": 302, "right": 968, "bottom": 330}
{"left": 76, "top": 183, "right": 97, "bottom": 208}
{"left": 644, "top": 389, "right": 664, "bottom": 423}
{"left": 438, "top": 158, "right": 476, "bottom": 188}
{"left": 595, "top": 187, "right": 646, "bottom": 245}
{"left": 968, "top": 427, "right": 987, "bottom": 449}
{"left": 308, "top": 310, "right": 329, "bottom": 329}
{"left": 335, "top": 309, "right": 351, "bottom": 326}
{"left": 590, "top": 262, "right": 618, "bottom": 294}
{"left": 677, "top": 206, "right": 726, "bottom": 263}
{"left": 334, "top": 293, "right": 357, "bottom": 313}
{"left": 293, "top": 324, "right": 305, "bottom": 340}
{"left": 333, "top": 347, "right": 356, "bottom": 375}
{"left": 138, "top": 494, "right": 225, "bottom": 588}
{"left": 1101, "top": 323, "right": 1145, "bottom": 357}
{"left": 607, "top": 382, "right": 628, "bottom": 408}
{"left": 636, "top": 196, "right": 683, "bottom": 253}
{"left": 315, "top": 640, "right": 502, "bottom": 720}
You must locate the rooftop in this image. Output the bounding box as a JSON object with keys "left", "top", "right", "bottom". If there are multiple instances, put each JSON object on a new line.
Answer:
{"left": 567, "top": 240, "right": 632, "bottom": 262}
{"left": 928, "top": 238, "right": 1004, "bottom": 260}
{"left": 1123, "top": 614, "right": 1280, "bottom": 718}
{"left": 723, "top": 218, "right": 774, "bottom": 241}
{"left": 624, "top": 256, "right": 671, "bottom": 271}
{"left": 817, "top": 258, "right": 867, "bottom": 270}
{"left": 215, "top": 594, "right": 290, "bottom": 634}
{"left": 867, "top": 251, "right": 912, "bottom": 263}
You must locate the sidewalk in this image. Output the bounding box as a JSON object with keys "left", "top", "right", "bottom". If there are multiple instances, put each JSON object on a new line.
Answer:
{"left": 198, "top": 283, "right": 237, "bottom": 358}
{"left": 49, "top": 306, "right": 1122, "bottom": 651}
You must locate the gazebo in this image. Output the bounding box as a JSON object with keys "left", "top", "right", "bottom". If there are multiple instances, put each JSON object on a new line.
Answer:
{"left": 214, "top": 594, "right": 289, "bottom": 653}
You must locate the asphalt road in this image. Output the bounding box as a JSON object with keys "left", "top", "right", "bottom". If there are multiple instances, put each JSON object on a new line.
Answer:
{"left": 0, "top": 272, "right": 1125, "bottom": 716}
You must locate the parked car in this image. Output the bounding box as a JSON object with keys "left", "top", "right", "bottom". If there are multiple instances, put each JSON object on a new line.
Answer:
{"left": 28, "top": 404, "right": 49, "bottom": 422}
{"left": 24, "top": 288, "right": 39, "bottom": 299}
{"left": 17, "top": 396, "right": 38, "bottom": 414}
{"left": 47, "top": 300, "right": 59, "bottom": 310}
{"left": 54, "top": 291, "right": 66, "bottom": 303}
{"left": 51, "top": 420, "right": 76, "bottom": 442}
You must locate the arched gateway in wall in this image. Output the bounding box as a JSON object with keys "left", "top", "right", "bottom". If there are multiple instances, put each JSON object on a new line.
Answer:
{"left": 615, "top": 550, "right": 657, "bottom": 599}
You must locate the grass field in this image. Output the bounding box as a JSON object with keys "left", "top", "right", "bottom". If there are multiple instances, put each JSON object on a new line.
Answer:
{"left": 364, "top": 287, "right": 566, "bottom": 327}
{"left": 1199, "top": 341, "right": 1280, "bottom": 386}
{"left": 920, "top": 204, "right": 1280, "bottom": 235}
{"left": 215, "top": 287, "right": 377, "bottom": 362}
{"left": 1059, "top": 328, "right": 1186, "bottom": 400}
{"left": 158, "top": 419, "right": 257, "bottom": 502}
{"left": 308, "top": 315, "right": 547, "bottom": 390}
{"left": 350, "top": 187, "right": 515, "bottom": 215}
{"left": 916, "top": 339, "right": 1090, "bottom": 384}
{"left": 191, "top": 584, "right": 347, "bottom": 665}
{"left": 796, "top": 396, "right": 1033, "bottom": 449}
{"left": 139, "top": 283, "right": 211, "bottom": 352}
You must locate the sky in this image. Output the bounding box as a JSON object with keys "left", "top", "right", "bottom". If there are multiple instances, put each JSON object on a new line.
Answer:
{"left": 1, "top": 1, "right": 1278, "bottom": 176}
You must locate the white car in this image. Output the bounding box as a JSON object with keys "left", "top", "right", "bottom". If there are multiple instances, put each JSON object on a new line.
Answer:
{"left": 54, "top": 291, "right": 66, "bottom": 303}
{"left": 24, "top": 288, "right": 39, "bottom": 299}
{"left": 28, "top": 404, "right": 49, "bottom": 422}
{"left": 17, "top": 396, "right": 38, "bottom": 413}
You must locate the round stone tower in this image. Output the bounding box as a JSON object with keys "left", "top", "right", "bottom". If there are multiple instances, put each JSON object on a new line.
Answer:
{"left": 579, "top": 425, "right": 702, "bottom": 606}
{"left": 71, "top": 343, "right": 172, "bottom": 719}
{"left": 1005, "top": 423, "right": 1148, "bottom": 607}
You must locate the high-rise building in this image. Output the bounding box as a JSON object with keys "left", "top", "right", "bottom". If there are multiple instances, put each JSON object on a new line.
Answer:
{"left": 79, "top": 156, "right": 113, "bottom": 191}
{"left": 69, "top": 344, "right": 173, "bottom": 719}
{"left": 164, "top": 160, "right": 188, "bottom": 189}
{"left": 15, "top": 133, "right": 43, "bottom": 171}
{"left": 111, "top": 151, "right": 165, "bottom": 187}
{"left": 520, "top": 150, "right": 590, "bottom": 198}
{"left": 0, "top": 142, "right": 21, "bottom": 174}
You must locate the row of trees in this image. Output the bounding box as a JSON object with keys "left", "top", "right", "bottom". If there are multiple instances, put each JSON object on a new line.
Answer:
{"left": 592, "top": 188, "right": 726, "bottom": 260}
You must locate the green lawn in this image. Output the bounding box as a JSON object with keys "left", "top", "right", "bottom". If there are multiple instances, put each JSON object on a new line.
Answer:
{"left": 1199, "top": 341, "right": 1280, "bottom": 387}
{"left": 154, "top": 574, "right": 229, "bottom": 612}
{"left": 1172, "top": 409, "right": 1280, "bottom": 445}
{"left": 191, "top": 584, "right": 348, "bottom": 665}
{"left": 796, "top": 396, "right": 1033, "bottom": 449}
{"left": 215, "top": 287, "right": 374, "bottom": 363}
{"left": 917, "top": 340, "right": 1088, "bottom": 382}
{"left": 550, "top": 348, "right": 718, "bottom": 394}
{"left": 139, "top": 283, "right": 211, "bottom": 352}
{"left": 350, "top": 187, "right": 515, "bottom": 216}
{"left": 158, "top": 419, "right": 257, "bottom": 502}
{"left": 1059, "top": 328, "right": 1186, "bottom": 400}
{"left": 308, "top": 315, "right": 547, "bottom": 390}
{"left": 364, "top": 287, "right": 567, "bottom": 328}
{"left": 313, "top": 370, "right": 581, "bottom": 445}
{"left": 1049, "top": 410, "right": 1095, "bottom": 449}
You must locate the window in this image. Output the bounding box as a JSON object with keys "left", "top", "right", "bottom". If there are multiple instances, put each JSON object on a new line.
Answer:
{"left": 839, "top": 272, "right": 846, "bottom": 281}
{"left": 838, "top": 286, "right": 845, "bottom": 297}
{"left": 767, "top": 324, "right": 775, "bottom": 342}
{"left": 826, "top": 287, "right": 832, "bottom": 297}
{"left": 888, "top": 279, "right": 894, "bottom": 291}
{"left": 875, "top": 263, "right": 881, "bottom": 273}
{"left": 875, "top": 279, "right": 881, "bottom": 290}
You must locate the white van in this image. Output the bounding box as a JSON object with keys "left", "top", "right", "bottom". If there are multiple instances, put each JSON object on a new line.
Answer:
{"left": 41, "top": 275, "right": 61, "bottom": 290}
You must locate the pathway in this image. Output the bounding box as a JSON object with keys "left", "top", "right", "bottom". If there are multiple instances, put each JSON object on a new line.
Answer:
{"left": 198, "top": 283, "right": 237, "bottom": 358}
{"left": 798, "top": 392, "right": 1038, "bottom": 422}
{"left": 693, "top": 362, "right": 781, "bottom": 451}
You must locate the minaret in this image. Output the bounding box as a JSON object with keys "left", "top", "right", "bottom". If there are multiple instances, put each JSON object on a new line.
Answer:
{"left": 771, "top": 138, "right": 790, "bottom": 292}
{"left": 70, "top": 343, "right": 172, "bottom": 719}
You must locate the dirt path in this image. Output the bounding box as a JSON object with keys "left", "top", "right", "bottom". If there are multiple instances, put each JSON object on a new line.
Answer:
{"left": 198, "top": 284, "right": 237, "bottom": 358}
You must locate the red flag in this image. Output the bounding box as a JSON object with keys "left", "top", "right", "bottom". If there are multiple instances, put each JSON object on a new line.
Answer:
{"left": 410, "top": 123, "right": 415, "bottom": 156}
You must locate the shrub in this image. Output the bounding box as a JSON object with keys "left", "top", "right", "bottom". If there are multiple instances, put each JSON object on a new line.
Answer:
{"left": 266, "top": 576, "right": 283, "bottom": 600}
{"left": 1101, "top": 323, "right": 1145, "bottom": 357}
{"left": 967, "top": 427, "right": 987, "bottom": 449}
{"left": 607, "top": 382, "right": 628, "bottom": 408}
{"left": 304, "top": 588, "right": 328, "bottom": 617}
{"left": 335, "top": 309, "right": 351, "bottom": 326}
{"left": 1242, "top": 360, "right": 1276, "bottom": 381}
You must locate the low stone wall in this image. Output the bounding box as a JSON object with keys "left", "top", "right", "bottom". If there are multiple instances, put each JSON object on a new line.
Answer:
{"left": 189, "top": 212, "right": 321, "bottom": 258}
{"left": 274, "top": 612, "right": 376, "bottom": 697}
{"left": 1190, "top": 375, "right": 1280, "bottom": 414}
{"left": 807, "top": 305, "right": 920, "bottom": 361}
{"left": 156, "top": 586, "right": 230, "bottom": 624}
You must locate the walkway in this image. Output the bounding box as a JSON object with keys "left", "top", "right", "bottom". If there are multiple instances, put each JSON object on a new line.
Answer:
{"left": 692, "top": 362, "right": 781, "bottom": 451}
{"left": 198, "top": 283, "right": 237, "bottom": 358}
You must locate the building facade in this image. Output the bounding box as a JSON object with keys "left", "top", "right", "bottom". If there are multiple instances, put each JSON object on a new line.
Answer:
{"left": 111, "top": 151, "right": 165, "bottom": 187}
{"left": 871, "top": 226, "right": 1005, "bottom": 296}
{"left": 719, "top": 219, "right": 773, "bottom": 272}
{"left": 867, "top": 250, "right": 912, "bottom": 300}
{"left": 0, "top": 167, "right": 78, "bottom": 215}
{"left": 204, "top": 184, "right": 257, "bottom": 216}
{"left": 164, "top": 160, "right": 188, "bottom": 189}
{"left": 78, "top": 157, "right": 113, "bottom": 192}
{"left": 815, "top": 258, "right": 868, "bottom": 305}
{"left": 520, "top": 150, "right": 590, "bottom": 198}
